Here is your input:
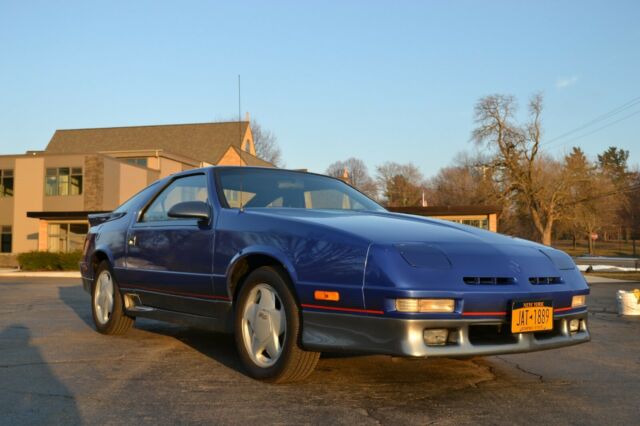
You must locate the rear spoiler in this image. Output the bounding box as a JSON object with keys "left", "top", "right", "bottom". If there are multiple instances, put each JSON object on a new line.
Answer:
{"left": 88, "top": 212, "right": 126, "bottom": 227}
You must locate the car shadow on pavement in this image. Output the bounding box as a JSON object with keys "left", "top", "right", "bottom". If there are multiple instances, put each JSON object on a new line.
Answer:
{"left": 57, "top": 284, "right": 394, "bottom": 376}
{"left": 57, "top": 284, "right": 248, "bottom": 375}
{"left": 136, "top": 320, "right": 247, "bottom": 374}
{"left": 58, "top": 285, "right": 94, "bottom": 328}
{"left": 0, "top": 324, "right": 82, "bottom": 424}
{"left": 56, "top": 284, "right": 450, "bottom": 383}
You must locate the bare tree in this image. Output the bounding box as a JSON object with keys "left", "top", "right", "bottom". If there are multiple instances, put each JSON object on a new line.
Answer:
{"left": 376, "top": 162, "right": 425, "bottom": 207}
{"left": 251, "top": 121, "right": 284, "bottom": 167}
{"left": 325, "top": 157, "right": 378, "bottom": 198}
{"left": 426, "top": 151, "right": 499, "bottom": 206}
{"left": 473, "top": 94, "right": 574, "bottom": 245}
{"left": 427, "top": 166, "right": 478, "bottom": 205}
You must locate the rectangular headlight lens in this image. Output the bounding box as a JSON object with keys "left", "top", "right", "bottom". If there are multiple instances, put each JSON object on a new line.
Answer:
{"left": 396, "top": 298, "right": 455, "bottom": 313}
{"left": 396, "top": 299, "right": 420, "bottom": 312}
{"left": 571, "top": 295, "right": 586, "bottom": 308}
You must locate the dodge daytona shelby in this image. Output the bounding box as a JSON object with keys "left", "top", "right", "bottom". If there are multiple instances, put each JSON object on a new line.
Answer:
{"left": 81, "top": 166, "right": 590, "bottom": 383}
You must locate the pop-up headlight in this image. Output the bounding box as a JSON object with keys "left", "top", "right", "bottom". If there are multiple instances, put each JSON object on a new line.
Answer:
{"left": 395, "top": 243, "right": 452, "bottom": 269}
{"left": 540, "top": 249, "right": 576, "bottom": 270}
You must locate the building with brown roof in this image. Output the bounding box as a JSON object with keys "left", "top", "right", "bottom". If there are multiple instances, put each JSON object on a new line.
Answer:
{"left": 388, "top": 205, "right": 500, "bottom": 232}
{"left": 45, "top": 121, "right": 272, "bottom": 168}
{"left": 0, "top": 120, "right": 273, "bottom": 263}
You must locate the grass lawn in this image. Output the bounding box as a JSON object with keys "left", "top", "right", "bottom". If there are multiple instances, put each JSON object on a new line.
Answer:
{"left": 553, "top": 239, "right": 639, "bottom": 258}
{"left": 584, "top": 271, "right": 640, "bottom": 282}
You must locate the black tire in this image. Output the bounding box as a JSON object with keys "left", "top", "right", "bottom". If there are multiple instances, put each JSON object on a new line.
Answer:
{"left": 234, "top": 266, "right": 320, "bottom": 383}
{"left": 91, "top": 260, "right": 134, "bottom": 335}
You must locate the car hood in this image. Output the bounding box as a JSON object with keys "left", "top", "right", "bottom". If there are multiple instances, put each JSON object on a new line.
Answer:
{"left": 248, "top": 208, "right": 515, "bottom": 245}
{"left": 246, "top": 208, "right": 572, "bottom": 278}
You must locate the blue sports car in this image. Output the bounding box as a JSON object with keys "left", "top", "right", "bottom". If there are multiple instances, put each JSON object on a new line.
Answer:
{"left": 81, "top": 166, "right": 589, "bottom": 383}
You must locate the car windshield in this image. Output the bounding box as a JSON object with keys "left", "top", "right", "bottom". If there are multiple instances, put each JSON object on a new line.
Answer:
{"left": 217, "top": 168, "right": 385, "bottom": 212}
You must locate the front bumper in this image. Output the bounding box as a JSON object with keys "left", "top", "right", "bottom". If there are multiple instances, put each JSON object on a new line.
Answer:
{"left": 302, "top": 310, "right": 589, "bottom": 357}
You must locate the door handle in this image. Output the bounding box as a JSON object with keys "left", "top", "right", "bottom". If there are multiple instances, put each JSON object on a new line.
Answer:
{"left": 128, "top": 235, "right": 137, "bottom": 246}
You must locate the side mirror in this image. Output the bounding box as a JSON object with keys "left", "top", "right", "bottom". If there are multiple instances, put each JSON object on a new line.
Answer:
{"left": 167, "top": 201, "right": 211, "bottom": 222}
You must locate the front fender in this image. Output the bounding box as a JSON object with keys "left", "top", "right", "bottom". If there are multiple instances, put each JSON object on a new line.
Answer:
{"left": 214, "top": 209, "right": 371, "bottom": 309}
{"left": 225, "top": 245, "right": 300, "bottom": 292}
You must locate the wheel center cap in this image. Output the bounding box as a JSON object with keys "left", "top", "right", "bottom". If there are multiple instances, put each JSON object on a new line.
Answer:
{"left": 254, "top": 309, "right": 272, "bottom": 340}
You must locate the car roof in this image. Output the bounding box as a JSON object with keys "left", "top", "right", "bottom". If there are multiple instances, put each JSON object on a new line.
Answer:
{"left": 167, "top": 165, "right": 345, "bottom": 183}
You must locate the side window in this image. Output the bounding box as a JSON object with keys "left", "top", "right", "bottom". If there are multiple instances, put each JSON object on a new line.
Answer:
{"left": 141, "top": 174, "right": 208, "bottom": 222}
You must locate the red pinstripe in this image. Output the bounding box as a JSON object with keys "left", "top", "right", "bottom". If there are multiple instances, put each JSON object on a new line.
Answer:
{"left": 301, "top": 303, "right": 384, "bottom": 315}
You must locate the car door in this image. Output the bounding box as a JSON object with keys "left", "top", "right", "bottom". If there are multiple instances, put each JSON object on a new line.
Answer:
{"left": 123, "top": 173, "right": 216, "bottom": 316}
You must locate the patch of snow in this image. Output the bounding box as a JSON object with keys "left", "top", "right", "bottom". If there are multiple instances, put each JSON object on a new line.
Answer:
{"left": 577, "top": 264, "right": 638, "bottom": 272}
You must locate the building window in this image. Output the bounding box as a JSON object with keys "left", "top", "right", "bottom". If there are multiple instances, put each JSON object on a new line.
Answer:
{"left": 244, "top": 140, "right": 251, "bottom": 152}
{"left": 1, "top": 226, "right": 11, "bottom": 253}
{"left": 450, "top": 218, "right": 489, "bottom": 230}
{"left": 0, "top": 169, "right": 13, "bottom": 197}
{"left": 45, "top": 167, "right": 83, "bottom": 196}
{"left": 47, "top": 223, "right": 88, "bottom": 252}
{"left": 124, "top": 158, "right": 148, "bottom": 167}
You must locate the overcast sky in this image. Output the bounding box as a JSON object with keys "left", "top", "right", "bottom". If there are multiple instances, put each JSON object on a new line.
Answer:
{"left": 1, "top": 0, "right": 638, "bottom": 176}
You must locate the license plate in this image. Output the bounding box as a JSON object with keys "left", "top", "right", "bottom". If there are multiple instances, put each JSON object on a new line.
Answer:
{"left": 511, "top": 300, "right": 553, "bottom": 333}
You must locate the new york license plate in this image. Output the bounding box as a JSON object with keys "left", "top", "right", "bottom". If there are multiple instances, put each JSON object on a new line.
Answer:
{"left": 511, "top": 300, "right": 553, "bottom": 333}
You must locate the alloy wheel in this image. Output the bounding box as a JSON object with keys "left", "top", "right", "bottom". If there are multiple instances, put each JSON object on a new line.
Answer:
{"left": 240, "top": 283, "right": 287, "bottom": 368}
{"left": 94, "top": 270, "right": 114, "bottom": 325}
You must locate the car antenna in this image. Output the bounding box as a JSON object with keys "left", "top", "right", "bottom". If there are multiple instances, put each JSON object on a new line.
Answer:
{"left": 238, "top": 74, "right": 244, "bottom": 212}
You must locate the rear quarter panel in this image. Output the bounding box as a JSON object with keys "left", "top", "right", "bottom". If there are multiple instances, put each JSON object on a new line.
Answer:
{"left": 82, "top": 215, "right": 132, "bottom": 280}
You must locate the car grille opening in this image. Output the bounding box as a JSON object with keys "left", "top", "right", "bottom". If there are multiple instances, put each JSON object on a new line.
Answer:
{"left": 468, "top": 324, "right": 518, "bottom": 345}
{"left": 533, "top": 320, "right": 564, "bottom": 339}
{"left": 529, "top": 276, "right": 563, "bottom": 285}
{"left": 463, "top": 276, "right": 516, "bottom": 285}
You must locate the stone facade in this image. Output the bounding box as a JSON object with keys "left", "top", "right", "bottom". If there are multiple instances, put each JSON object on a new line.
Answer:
{"left": 83, "top": 155, "right": 104, "bottom": 211}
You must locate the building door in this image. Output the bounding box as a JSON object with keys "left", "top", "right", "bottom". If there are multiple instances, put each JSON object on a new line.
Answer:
{"left": 47, "top": 223, "right": 88, "bottom": 252}
{"left": 121, "top": 173, "right": 217, "bottom": 316}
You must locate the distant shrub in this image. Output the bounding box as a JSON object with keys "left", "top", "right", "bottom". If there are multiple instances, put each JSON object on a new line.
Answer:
{"left": 58, "top": 251, "right": 83, "bottom": 270}
{"left": 17, "top": 251, "right": 82, "bottom": 271}
{"left": 17, "top": 251, "right": 59, "bottom": 271}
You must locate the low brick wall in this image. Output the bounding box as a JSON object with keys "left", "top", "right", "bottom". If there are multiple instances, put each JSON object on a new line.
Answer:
{"left": 0, "top": 254, "right": 19, "bottom": 268}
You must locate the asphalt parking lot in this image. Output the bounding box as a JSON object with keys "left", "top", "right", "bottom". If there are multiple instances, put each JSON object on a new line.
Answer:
{"left": 1, "top": 277, "right": 639, "bottom": 425}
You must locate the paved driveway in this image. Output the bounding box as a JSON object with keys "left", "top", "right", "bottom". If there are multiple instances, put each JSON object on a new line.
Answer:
{"left": 1, "top": 277, "right": 638, "bottom": 425}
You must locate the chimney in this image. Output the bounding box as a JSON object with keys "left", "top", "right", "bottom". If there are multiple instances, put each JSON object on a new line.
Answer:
{"left": 342, "top": 167, "right": 350, "bottom": 183}
{"left": 245, "top": 111, "right": 250, "bottom": 122}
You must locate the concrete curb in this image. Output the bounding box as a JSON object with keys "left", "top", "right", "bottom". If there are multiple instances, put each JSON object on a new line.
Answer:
{"left": 583, "top": 274, "right": 636, "bottom": 284}
{"left": 0, "top": 270, "right": 81, "bottom": 278}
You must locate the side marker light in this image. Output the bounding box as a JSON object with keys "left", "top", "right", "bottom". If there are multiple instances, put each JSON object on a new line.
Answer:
{"left": 314, "top": 291, "right": 340, "bottom": 302}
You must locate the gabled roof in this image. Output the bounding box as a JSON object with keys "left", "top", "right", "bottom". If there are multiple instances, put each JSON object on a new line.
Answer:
{"left": 45, "top": 121, "right": 252, "bottom": 165}
{"left": 231, "top": 146, "right": 274, "bottom": 167}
